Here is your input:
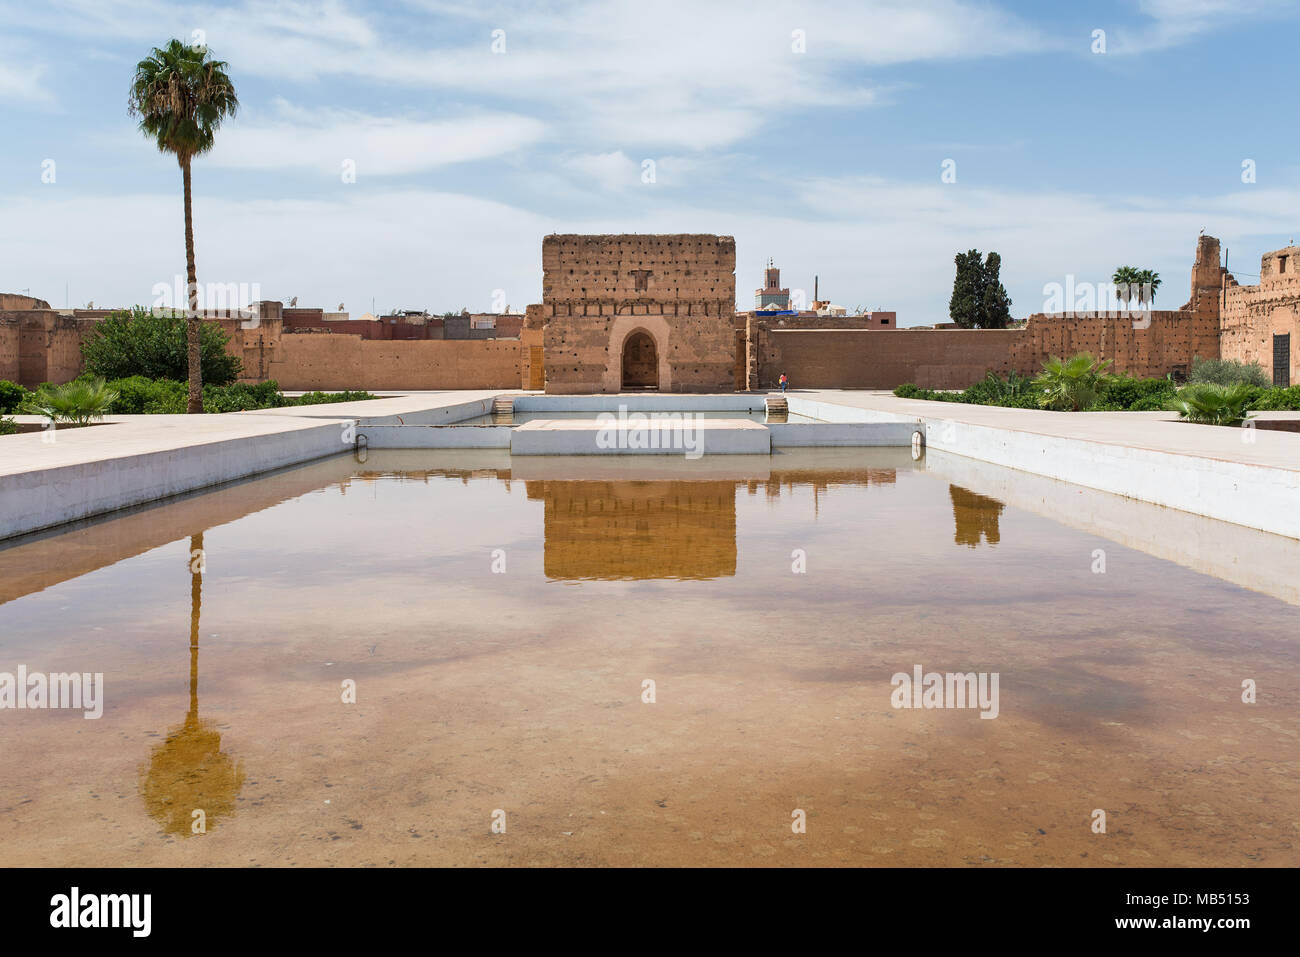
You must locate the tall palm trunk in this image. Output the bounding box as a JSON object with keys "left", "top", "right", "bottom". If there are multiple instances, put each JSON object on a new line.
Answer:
{"left": 182, "top": 157, "right": 203, "bottom": 414}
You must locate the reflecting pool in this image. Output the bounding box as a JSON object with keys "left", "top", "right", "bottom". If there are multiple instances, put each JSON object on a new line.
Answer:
{"left": 0, "top": 448, "right": 1296, "bottom": 866}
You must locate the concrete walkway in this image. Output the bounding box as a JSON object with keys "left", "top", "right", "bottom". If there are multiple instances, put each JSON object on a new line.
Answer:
{"left": 0, "top": 392, "right": 505, "bottom": 540}
{"left": 3, "top": 387, "right": 1298, "bottom": 541}
{"left": 793, "top": 390, "right": 1300, "bottom": 470}
{"left": 788, "top": 390, "right": 1300, "bottom": 539}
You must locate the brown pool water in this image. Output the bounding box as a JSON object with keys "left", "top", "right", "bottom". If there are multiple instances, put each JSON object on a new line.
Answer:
{"left": 0, "top": 448, "right": 1296, "bottom": 867}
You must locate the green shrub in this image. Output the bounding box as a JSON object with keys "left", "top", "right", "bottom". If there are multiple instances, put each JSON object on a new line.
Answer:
{"left": 1100, "top": 375, "right": 1176, "bottom": 410}
{"left": 1249, "top": 385, "right": 1300, "bottom": 411}
{"left": 902, "top": 366, "right": 1300, "bottom": 416}
{"left": 1189, "top": 357, "right": 1269, "bottom": 388}
{"left": 987, "top": 393, "right": 1042, "bottom": 409}
{"left": 1166, "top": 382, "right": 1255, "bottom": 426}
{"left": 201, "top": 380, "right": 290, "bottom": 413}
{"left": 1129, "top": 394, "right": 1171, "bottom": 411}
{"left": 292, "top": 390, "right": 377, "bottom": 405}
{"left": 1034, "top": 353, "right": 1114, "bottom": 411}
{"left": 81, "top": 307, "right": 242, "bottom": 386}
{"left": 106, "top": 376, "right": 187, "bottom": 414}
{"left": 895, "top": 377, "right": 1025, "bottom": 404}
{"left": 0, "top": 380, "right": 28, "bottom": 414}
{"left": 24, "top": 377, "right": 120, "bottom": 425}
{"left": 98, "top": 377, "right": 374, "bottom": 414}
{"left": 106, "top": 378, "right": 296, "bottom": 414}
{"left": 960, "top": 370, "right": 1035, "bottom": 405}
{"left": 0, "top": 417, "right": 18, "bottom": 435}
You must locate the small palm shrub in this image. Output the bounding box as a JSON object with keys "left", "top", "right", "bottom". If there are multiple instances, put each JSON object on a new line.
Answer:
{"left": 1034, "top": 353, "right": 1114, "bottom": 411}
{"left": 24, "top": 377, "right": 120, "bottom": 426}
{"left": 1166, "top": 382, "right": 1256, "bottom": 426}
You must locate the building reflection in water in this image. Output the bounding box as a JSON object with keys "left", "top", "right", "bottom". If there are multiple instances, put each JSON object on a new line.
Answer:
{"left": 949, "top": 485, "right": 1006, "bottom": 547}
{"left": 528, "top": 467, "right": 897, "bottom": 581}
{"left": 139, "top": 531, "right": 245, "bottom": 837}
{"left": 528, "top": 480, "right": 738, "bottom": 581}
{"left": 341, "top": 464, "right": 899, "bottom": 582}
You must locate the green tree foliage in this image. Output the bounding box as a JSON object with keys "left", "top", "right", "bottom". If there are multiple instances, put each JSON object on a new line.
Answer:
{"left": 1112, "top": 265, "right": 1162, "bottom": 307}
{"left": 1137, "top": 268, "right": 1161, "bottom": 305}
{"left": 81, "top": 308, "right": 242, "bottom": 385}
{"left": 1188, "top": 356, "right": 1269, "bottom": 388}
{"left": 0, "top": 380, "right": 28, "bottom": 414}
{"left": 950, "top": 250, "right": 1013, "bottom": 328}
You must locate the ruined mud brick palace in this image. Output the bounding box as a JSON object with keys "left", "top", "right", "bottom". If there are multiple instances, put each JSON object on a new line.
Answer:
{"left": 2, "top": 233, "right": 1296, "bottom": 393}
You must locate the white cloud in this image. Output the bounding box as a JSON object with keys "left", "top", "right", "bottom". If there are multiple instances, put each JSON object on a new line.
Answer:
{"left": 5, "top": 179, "right": 1297, "bottom": 324}
{"left": 1, "top": 0, "right": 1050, "bottom": 148}
{"left": 392, "top": 0, "right": 1047, "bottom": 148}
{"left": 560, "top": 151, "right": 642, "bottom": 192}
{"left": 0, "top": 61, "right": 53, "bottom": 105}
{"left": 1110, "top": 0, "right": 1297, "bottom": 53}
{"left": 765, "top": 175, "right": 1300, "bottom": 318}
{"left": 0, "top": 33, "right": 56, "bottom": 107}
{"left": 209, "top": 100, "right": 545, "bottom": 175}
{"left": 0, "top": 190, "right": 547, "bottom": 315}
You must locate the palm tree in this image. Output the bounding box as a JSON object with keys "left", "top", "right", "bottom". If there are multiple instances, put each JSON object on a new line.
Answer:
{"left": 1111, "top": 265, "right": 1141, "bottom": 309}
{"left": 1136, "top": 268, "right": 1161, "bottom": 307}
{"left": 128, "top": 39, "right": 239, "bottom": 414}
{"left": 1112, "top": 265, "right": 1161, "bottom": 310}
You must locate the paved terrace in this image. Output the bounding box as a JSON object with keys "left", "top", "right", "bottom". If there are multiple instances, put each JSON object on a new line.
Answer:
{"left": 790, "top": 390, "right": 1300, "bottom": 539}
{"left": 794, "top": 390, "right": 1300, "bottom": 469}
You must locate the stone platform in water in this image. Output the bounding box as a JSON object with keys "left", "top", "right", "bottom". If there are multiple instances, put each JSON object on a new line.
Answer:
{"left": 509, "top": 417, "right": 770, "bottom": 456}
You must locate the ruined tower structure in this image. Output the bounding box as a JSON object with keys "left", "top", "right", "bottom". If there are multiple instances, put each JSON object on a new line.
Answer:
{"left": 533, "top": 234, "right": 737, "bottom": 393}
{"left": 1220, "top": 239, "right": 1300, "bottom": 388}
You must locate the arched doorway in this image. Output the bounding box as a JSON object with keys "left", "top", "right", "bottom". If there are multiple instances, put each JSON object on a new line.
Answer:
{"left": 621, "top": 331, "right": 658, "bottom": 390}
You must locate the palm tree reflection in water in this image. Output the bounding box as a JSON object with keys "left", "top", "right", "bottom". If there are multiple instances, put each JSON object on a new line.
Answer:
{"left": 139, "top": 531, "right": 245, "bottom": 837}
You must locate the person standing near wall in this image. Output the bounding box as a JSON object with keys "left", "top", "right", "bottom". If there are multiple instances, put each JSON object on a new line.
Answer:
{"left": 779, "top": 372, "right": 789, "bottom": 393}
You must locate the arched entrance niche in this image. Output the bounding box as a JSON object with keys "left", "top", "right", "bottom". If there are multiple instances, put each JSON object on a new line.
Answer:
{"left": 621, "top": 329, "right": 659, "bottom": 389}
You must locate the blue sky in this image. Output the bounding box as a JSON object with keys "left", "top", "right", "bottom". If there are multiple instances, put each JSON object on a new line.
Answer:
{"left": 1, "top": 0, "right": 1297, "bottom": 323}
